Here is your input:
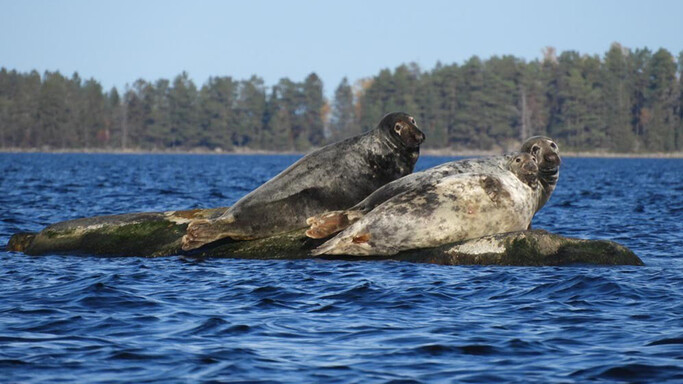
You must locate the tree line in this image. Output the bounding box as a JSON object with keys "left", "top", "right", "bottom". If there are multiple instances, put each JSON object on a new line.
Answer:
{"left": 1, "top": 43, "right": 681, "bottom": 152}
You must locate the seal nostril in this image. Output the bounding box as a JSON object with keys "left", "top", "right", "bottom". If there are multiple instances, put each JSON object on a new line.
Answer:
{"left": 544, "top": 153, "right": 561, "bottom": 165}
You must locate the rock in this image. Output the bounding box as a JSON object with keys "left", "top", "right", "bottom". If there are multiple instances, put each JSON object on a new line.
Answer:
{"left": 7, "top": 208, "right": 227, "bottom": 257}
{"left": 384, "top": 230, "right": 644, "bottom": 266}
{"left": 6, "top": 208, "right": 643, "bottom": 266}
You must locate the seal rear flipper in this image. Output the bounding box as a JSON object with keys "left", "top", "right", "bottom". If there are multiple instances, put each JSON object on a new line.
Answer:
{"left": 310, "top": 235, "right": 346, "bottom": 256}
{"left": 310, "top": 232, "right": 373, "bottom": 256}
{"left": 181, "top": 219, "right": 238, "bottom": 251}
{"left": 305, "top": 210, "right": 364, "bottom": 239}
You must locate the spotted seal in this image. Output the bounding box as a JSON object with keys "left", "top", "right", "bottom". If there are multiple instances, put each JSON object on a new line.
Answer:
{"left": 306, "top": 136, "right": 560, "bottom": 239}
{"left": 181, "top": 112, "right": 425, "bottom": 250}
{"left": 311, "top": 153, "right": 541, "bottom": 256}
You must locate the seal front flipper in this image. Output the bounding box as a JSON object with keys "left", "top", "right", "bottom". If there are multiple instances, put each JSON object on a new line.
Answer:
{"left": 305, "top": 210, "right": 365, "bottom": 239}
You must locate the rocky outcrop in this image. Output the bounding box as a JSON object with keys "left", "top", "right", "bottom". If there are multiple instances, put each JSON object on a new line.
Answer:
{"left": 6, "top": 208, "right": 643, "bottom": 266}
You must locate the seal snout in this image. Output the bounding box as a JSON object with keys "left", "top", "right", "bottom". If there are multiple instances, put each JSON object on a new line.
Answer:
{"left": 543, "top": 152, "right": 561, "bottom": 167}
{"left": 400, "top": 124, "right": 426, "bottom": 148}
{"left": 414, "top": 130, "right": 426, "bottom": 145}
{"left": 522, "top": 159, "right": 538, "bottom": 173}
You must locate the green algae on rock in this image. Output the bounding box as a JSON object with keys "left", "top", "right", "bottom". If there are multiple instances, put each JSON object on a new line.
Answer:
{"left": 6, "top": 208, "right": 643, "bottom": 266}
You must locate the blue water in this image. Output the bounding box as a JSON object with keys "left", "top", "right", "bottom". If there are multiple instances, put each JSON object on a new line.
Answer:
{"left": 1, "top": 153, "right": 682, "bottom": 383}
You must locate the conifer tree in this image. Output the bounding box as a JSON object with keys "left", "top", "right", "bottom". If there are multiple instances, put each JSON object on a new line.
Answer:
{"left": 329, "top": 77, "right": 357, "bottom": 142}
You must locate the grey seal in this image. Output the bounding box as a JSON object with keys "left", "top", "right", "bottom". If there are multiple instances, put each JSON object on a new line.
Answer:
{"left": 312, "top": 153, "right": 541, "bottom": 256}
{"left": 181, "top": 112, "right": 425, "bottom": 250}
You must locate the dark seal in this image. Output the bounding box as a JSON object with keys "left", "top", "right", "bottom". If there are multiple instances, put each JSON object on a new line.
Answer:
{"left": 520, "top": 136, "right": 560, "bottom": 211}
{"left": 181, "top": 112, "right": 425, "bottom": 250}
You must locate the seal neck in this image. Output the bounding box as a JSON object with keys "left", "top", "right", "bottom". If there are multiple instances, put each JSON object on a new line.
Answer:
{"left": 537, "top": 167, "right": 559, "bottom": 209}
{"left": 372, "top": 128, "right": 420, "bottom": 172}
{"left": 376, "top": 125, "right": 404, "bottom": 150}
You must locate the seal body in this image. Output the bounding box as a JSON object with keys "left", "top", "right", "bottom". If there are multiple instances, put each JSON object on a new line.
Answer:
{"left": 312, "top": 153, "right": 540, "bottom": 256}
{"left": 306, "top": 136, "right": 561, "bottom": 239}
{"left": 181, "top": 112, "right": 425, "bottom": 250}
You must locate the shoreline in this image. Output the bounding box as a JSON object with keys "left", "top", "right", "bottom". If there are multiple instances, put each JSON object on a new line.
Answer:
{"left": 1, "top": 147, "right": 683, "bottom": 159}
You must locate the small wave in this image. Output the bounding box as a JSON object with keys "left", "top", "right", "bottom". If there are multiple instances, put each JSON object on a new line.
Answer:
{"left": 109, "top": 350, "right": 167, "bottom": 361}
{"left": 178, "top": 317, "right": 229, "bottom": 336}
{"left": 0, "top": 359, "right": 30, "bottom": 367}
{"left": 571, "top": 363, "right": 683, "bottom": 382}
{"left": 647, "top": 337, "right": 683, "bottom": 346}
{"left": 319, "top": 280, "right": 384, "bottom": 301}
{"left": 218, "top": 324, "right": 252, "bottom": 335}
{"left": 413, "top": 343, "right": 498, "bottom": 356}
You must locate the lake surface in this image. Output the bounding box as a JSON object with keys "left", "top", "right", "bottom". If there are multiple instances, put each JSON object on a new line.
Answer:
{"left": 1, "top": 153, "right": 682, "bottom": 383}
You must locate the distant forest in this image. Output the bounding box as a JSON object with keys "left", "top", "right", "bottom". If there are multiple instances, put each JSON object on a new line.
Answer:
{"left": 1, "top": 43, "right": 682, "bottom": 152}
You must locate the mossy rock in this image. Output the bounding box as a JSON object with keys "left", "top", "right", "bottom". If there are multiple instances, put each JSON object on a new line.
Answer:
{"left": 6, "top": 208, "right": 643, "bottom": 266}
{"left": 9, "top": 208, "right": 227, "bottom": 257}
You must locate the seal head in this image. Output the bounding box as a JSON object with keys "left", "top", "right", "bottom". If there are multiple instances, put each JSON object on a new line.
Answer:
{"left": 507, "top": 153, "right": 539, "bottom": 189}
{"left": 520, "top": 136, "right": 560, "bottom": 209}
{"left": 379, "top": 112, "right": 425, "bottom": 149}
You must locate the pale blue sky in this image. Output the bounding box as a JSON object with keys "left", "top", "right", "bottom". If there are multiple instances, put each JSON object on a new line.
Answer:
{"left": 1, "top": 0, "right": 682, "bottom": 97}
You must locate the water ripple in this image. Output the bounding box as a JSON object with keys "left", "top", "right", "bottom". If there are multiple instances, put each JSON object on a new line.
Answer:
{"left": 1, "top": 154, "right": 682, "bottom": 382}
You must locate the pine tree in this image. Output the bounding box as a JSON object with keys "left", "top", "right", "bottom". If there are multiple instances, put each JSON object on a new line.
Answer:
{"left": 199, "top": 76, "right": 237, "bottom": 149}
{"left": 0, "top": 68, "right": 11, "bottom": 148}
{"left": 37, "top": 71, "right": 70, "bottom": 148}
{"left": 642, "top": 49, "right": 677, "bottom": 151}
{"left": 263, "top": 85, "right": 294, "bottom": 151}
{"left": 82, "top": 79, "right": 106, "bottom": 147}
{"left": 427, "top": 63, "right": 458, "bottom": 148}
{"left": 547, "top": 52, "right": 605, "bottom": 149}
{"left": 453, "top": 56, "right": 486, "bottom": 148}
{"left": 602, "top": 43, "right": 635, "bottom": 151}
{"left": 124, "top": 80, "right": 154, "bottom": 149}
{"left": 329, "top": 77, "right": 357, "bottom": 142}
{"left": 106, "top": 87, "right": 121, "bottom": 148}
{"left": 302, "top": 73, "right": 325, "bottom": 147}
{"left": 235, "top": 76, "right": 267, "bottom": 148}
{"left": 482, "top": 55, "right": 520, "bottom": 147}
{"left": 517, "top": 60, "right": 550, "bottom": 140}
{"left": 168, "top": 72, "right": 198, "bottom": 148}
{"left": 630, "top": 48, "right": 652, "bottom": 149}
{"left": 358, "top": 69, "right": 392, "bottom": 132}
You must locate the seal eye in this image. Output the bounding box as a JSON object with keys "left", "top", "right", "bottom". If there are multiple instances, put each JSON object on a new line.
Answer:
{"left": 550, "top": 142, "right": 558, "bottom": 150}
{"left": 515, "top": 158, "right": 522, "bottom": 163}
{"left": 394, "top": 123, "right": 401, "bottom": 133}
{"left": 410, "top": 117, "right": 416, "bottom": 125}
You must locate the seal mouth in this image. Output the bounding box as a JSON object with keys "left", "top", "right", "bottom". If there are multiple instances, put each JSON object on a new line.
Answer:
{"left": 539, "top": 166, "right": 559, "bottom": 177}
{"left": 402, "top": 128, "right": 426, "bottom": 148}
{"left": 542, "top": 153, "right": 562, "bottom": 167}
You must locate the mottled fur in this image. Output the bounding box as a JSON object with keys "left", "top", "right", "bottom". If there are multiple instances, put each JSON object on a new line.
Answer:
{"left": 306, "top": 136, "right": 561, "bottom": 239}
{"left": 312, "top": 154, "right": 541, "bottom": 256}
